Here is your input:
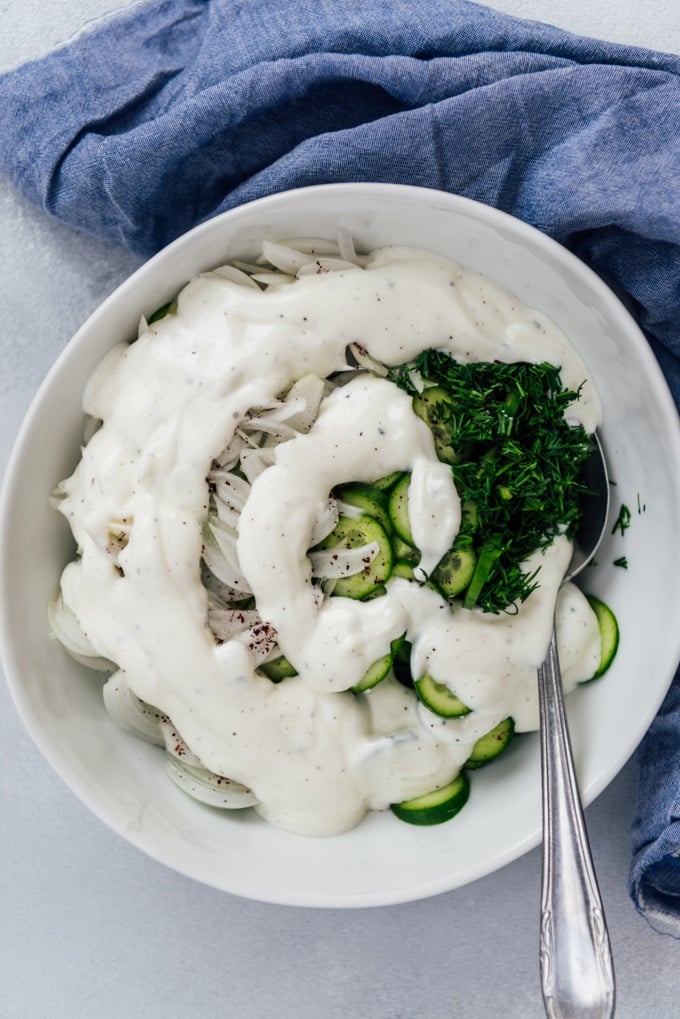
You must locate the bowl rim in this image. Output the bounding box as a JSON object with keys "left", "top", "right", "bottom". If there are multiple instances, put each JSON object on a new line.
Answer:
{"left": 3, "top": 182, "right": 680, "bottom": 907}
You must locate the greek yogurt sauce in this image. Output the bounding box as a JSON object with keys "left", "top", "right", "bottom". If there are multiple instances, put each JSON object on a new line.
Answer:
{"left": 56, "top": 246, "right": 603, "bottom": 836}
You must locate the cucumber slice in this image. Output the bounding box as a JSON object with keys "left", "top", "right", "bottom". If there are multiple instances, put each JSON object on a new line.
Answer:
{"left": 351, "top": 651, "right": 393, "bottom": 693}
{"left": 391, "top": 772, "right": 470, "bottom": 825}
{"left": 392, "top": 558, "right": 417, "bottom": 581}
{"left": 335, "top": 482, "right": 392, "bottom": 534}
{"left": 584, "top": 595, "right": 619, "bottom": 680}
{"left": 431, "top": 544, "right": 477, "bottom": 599}
{"left": 415, "top": 673, "right": 471, "bottom": 717}
{"left": 387, "top": 473, "right": 414, "bottom": 546}
{"left": 462, "top": 539, "right": 503, "bottom": 609}
{"left": 314, "top": 514, "right": 393, "bottom": 599}
{"left": 392, "top": 638, "right": 414, "bottom": 688}
{"left": 412, "top": 386, "right": 459, "bottom": 464}
{"left": 147, "top": 299, "right": 178, "bottom": 324}
{"left": 373, "top": 471, "right": 403, "bottom": 492}
{"left": 351, "top": 633, "right": 407, "bottom": 693}
{"left": 464, "top": 717, "right": 515, "bottom": 769}
{"left": 259, "top": 655, "right": 298, "bottom": 682}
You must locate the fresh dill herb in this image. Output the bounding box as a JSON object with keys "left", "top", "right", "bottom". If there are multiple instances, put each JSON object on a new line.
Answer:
{"left": 611, "top": 503, "right": 632, "bottom": 536}
{"left": 613, "top": 556, "right": 628, "bottom": 569}
{"left": 390, "top": 351, "right": 592, "bottom": 613}
{"left": 637, "top": 492, "right": 646, "bottom": 514}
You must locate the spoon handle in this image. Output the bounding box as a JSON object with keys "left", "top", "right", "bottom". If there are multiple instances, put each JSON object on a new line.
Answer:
{"left": 538, "top": 629, "right": 616, "bottom": 1019}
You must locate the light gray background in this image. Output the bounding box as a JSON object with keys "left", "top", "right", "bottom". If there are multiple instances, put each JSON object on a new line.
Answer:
{"left": 1, "top": 3, "right": 679, "bottom": 1017}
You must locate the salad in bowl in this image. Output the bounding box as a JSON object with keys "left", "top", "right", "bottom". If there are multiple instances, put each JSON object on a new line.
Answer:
{"left": 4, "top": 184, "right": 676, "bottom": 906}
{"left": 48, "top": 233, "right": 616, "bottom": 837}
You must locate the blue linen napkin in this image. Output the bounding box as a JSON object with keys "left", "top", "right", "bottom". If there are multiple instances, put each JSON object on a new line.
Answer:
{"left": 1, "top": 0, "right": 680, "bottom": 933}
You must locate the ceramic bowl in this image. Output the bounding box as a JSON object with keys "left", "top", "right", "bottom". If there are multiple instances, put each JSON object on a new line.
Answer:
{"left": 3, "top": 183, "right": 680, "bottom": 907}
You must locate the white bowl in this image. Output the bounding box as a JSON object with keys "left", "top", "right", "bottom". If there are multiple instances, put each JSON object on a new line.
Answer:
{"left": 2, "top": 183, "right": 680, "bottom": 908}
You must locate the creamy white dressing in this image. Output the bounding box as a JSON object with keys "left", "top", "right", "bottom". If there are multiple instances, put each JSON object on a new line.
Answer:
{"left": 56, "top": 245, "right": 603, "bottom": 836}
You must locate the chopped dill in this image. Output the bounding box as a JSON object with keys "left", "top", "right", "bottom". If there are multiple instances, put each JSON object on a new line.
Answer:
{"left": 613, "top": 556, "right": 629, "bottom": 569}
{"left": 637, "top": 493, "right": 646, "bottom": 514}
{"left": 390, "top": 350, "right": 592, "bottom": 613}
{"left": 611, "top": 503, "right": 632, "bottom": 537}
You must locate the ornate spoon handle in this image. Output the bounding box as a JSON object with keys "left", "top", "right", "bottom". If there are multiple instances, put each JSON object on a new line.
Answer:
{"left": 538, "top": 629, "right": 616, "bottom": 1019}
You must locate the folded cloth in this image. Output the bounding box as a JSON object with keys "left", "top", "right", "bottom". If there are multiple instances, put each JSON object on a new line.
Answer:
{"left": 1, "top": 0, "right": 680, "bottom": 931}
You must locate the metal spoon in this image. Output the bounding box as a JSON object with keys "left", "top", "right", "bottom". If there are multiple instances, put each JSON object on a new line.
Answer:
{"left": 538, "top": 434, "right": 616, "bottom": 1019}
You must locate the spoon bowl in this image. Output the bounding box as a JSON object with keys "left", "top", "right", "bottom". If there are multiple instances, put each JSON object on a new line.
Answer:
{"left": 538, "top": 433, "right": 615, "bottom": 1019}
{"left": 566, "top": 434, "right": 610, "bottom": 585}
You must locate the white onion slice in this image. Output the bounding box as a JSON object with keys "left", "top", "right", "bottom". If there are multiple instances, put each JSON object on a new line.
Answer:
{"left": 165, "top": 758, "right": 258, "bottom": 809}
{"left": 48, "top": 595, "right": 114, "bottom": 672}
{"left": 309, "top": 498, "right": 340, "bottom": 546}
{"left": 308, "top": 541, "right": 379, "bottom": 579}
{"left": 206, "top": 264, "right": 261, "bottom": 290}
{"left": 102, "top": 674, "right": 165, "bottom": 745}
{"left": 297, "top": 257, "right": 361, "bottom": 276}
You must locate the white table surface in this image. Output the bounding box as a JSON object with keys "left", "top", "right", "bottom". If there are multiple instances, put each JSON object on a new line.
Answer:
{"left": 1, "top": 3, "right": 679, "bottom": 1017}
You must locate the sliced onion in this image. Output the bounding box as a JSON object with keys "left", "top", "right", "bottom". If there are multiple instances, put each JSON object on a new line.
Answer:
{"left": 347, "top": 342, "right": 389, "bottom": 376}
{"left": 297, "top": 257, "right": 360, "bottom": 276}
{"left": 308, "top": 541, "right": 379, "bottom": 579}
{"left": 202, "top": 526, "right": 251, "bottom": 593}
{"left": 233, "top": 620, "right": 279, "bottom": 664}
{"left": 48, "top": 594, "right": 115, "bottom": 672}
{"left": 309, "top": 498, "right": 340, "bottom": 546}
{"left": 262, "top": 240, "right": 315, "bottom": 275}
{"left": 336, "top": 226, "right": 368, "bottom": 267}
{"left": 201, "top": 567, "right": 250, "bottom": 607}
{"left": 206, "top": 264, "right": 261, "bottom": 290}
{"left": 102, "top": 674, "right": 165, "bottom": 745}
{"left": 210, "top": 470, "right": 251, "bottom": 511}
{"left": 282, "top": 374, "right": 324, "bottom": 433}
{"left": 207, "top": 600, "right": 262, "bottom": 643}
{"left": 214, "top": 430, "right": 247, "bottom": 470}
{"left": 159, "top": 717, "right": 204, "bottom": 767}
{"left": 277, "top": 237, "right": 341, "bottom": 257}
{"left": 334, "top": 499, "right": 364, "bottom": 520}
{"left": 166, "top": 757, "right": 258, "bottom": 809}
{"left": 239, "top": 446, "right": 276, "bottom": 483}
{"left": 250, "top": 272, "right": 297, "bottom": 288}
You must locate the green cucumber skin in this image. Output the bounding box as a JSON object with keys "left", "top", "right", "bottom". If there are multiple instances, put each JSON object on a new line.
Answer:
{"left": 464, "top": 717, "right": 515, "bottom": 769}
{"left": 581, "top": 595, "right": 619, "bottom": 681}
{"left": 391, "top": 773, "right": 470, "bottom": 825}
{"left": 350, "top": 651, "right": 393, "bottom": 693}
{"left": 335, "top": 482, "right": 392, "bottom": 535}
{"left": 259, "top": 656, "right": 298, "bottom": 682}
{"left": 415, "top": 673, "right": 471, "bottom": 718}
{"left": 387, "top": 473, "right": 415, "bottom": 546}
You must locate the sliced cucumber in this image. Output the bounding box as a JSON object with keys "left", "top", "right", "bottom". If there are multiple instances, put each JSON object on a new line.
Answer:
{"left": 462, "top": 539, "right": 503, "bottom": 609}
{"left": 391, "top": 772, "right": 470, "bottom": 826}
{"left": 314, "top": 514, "right": 393, "bottom": 599}
{"left": 335, "top": 482, "right": 392, "bottom": 534}
{"left": 387, "top": 473, "right": 414, "bottom": 546}
{"left": 259, "top": 655, "right": 298, "bottom": 682}
{"left": 351, "top": 651, "right": 393, "bottom": 693}
{"left": 431, "top": 543, "right": 477, "bottom": 599}
{"left": 147, "top": 298, "right": 178, "bottom": 324}
{"left": 412, "top": 386, "right": 459, "bottom": 464}
{"left": 372, "top": 471, "right": 403, "bottom": 492}
{"left": 351, "top": 633, "right": 407, "bottom": 693}
{"left": 584, "top": 595, "right": 619, "bottom": 680}
{"left": 392, "top": 558, "right": 417, "bottom": 581}
{"left": 464, "top": 717, "right": 515, "bottom": 769}
{"left": 392, "top": 638, "right": 414, "bottom": 688}
{"left": 415, "top": 673, "right": 471, "bottom": 718}
{"left": 391, "top": 534, "right": 420, "bottom": 564}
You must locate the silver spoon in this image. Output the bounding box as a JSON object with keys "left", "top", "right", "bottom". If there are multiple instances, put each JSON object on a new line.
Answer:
{"left": 538, "top": 434, "right": 616, "bottom": 1019}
